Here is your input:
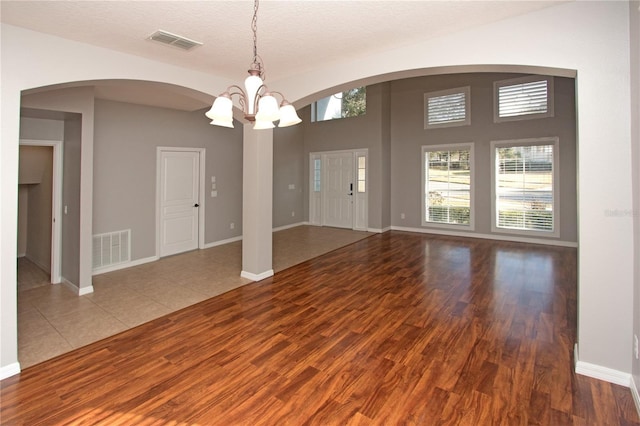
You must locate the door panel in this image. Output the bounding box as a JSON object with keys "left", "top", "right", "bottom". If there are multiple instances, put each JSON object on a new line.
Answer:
{"left": 159, "top": 150, "right": 199, "bottom": 257}
{"left": 323, "top": 153, "right": 353, "bottom": 228}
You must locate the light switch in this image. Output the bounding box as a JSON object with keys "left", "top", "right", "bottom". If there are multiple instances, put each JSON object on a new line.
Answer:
{"left": 211, "top": 190, "right": 218, "bottom": 197}
{"left": 288, "top": 184, "right": 295, "bottom": 190}
{"left": 211, "top": 176, "right": 216, "bottom": 183}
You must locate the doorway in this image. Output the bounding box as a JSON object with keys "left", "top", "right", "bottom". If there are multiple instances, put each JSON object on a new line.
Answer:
{"left": 309, "top": 149, "right": 368, "bottom": 231}
{"left": 18, "top": 140, "right": 63, "bottom": 285}
{"left": 156, "top": 147, "right": 206, "bottom": 257}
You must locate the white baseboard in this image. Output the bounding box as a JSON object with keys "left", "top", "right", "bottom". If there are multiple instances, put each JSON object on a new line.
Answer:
{"left": 273, "top": 222, "right": 305, "bottom": 232}
{"left": 0, "top": 362, "right": 21, "bottom": 380}
{"left": 92, "top": 255, "right": 159, "bottom": 276}
{"left": 202, "top": 235, "right": 243, "bottom": 249}
{"left": 368, "top": 226, "right": 390, "bottom": 233}
{"left": 241, "top": 269, "right": 274, "bottom": 281}
{"left": 631, "top": 375, "right": 640, "bottom": 419}
{"left": 78, "top": 285, "right": 94, "bottom": 296}
{"left": 574, "top": 344, "right": 631, "bottom": 387}
{"left": 390, "top": 225, "right": 578, "bottom": 248}
{"left": 61, "top": 278, "right": 94, "bottom": 296}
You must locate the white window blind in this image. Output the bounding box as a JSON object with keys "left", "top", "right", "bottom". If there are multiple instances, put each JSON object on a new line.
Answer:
{"left": 423, "top": 145, "right": 472, "bottom": 226}
{"left": 495, "top": 143, "right": 555, "bottom": 232}
{"left": 424, "top": 87, "right": 470, "bottom": 129}
{"left": 494, "top": 76, "right": 553, "bottom": 122}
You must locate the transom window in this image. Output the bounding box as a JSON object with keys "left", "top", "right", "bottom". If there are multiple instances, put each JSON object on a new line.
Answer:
{"left": 494, "top": 75, "right": 554, "bottom": 122}
{"left": 492, "top": 137, "right": 559, "bottom": 236}
{"left": 424, "top": 86, "right": 470, "bottom": 129}
{"left": 311, "top": 87, "right": 366, "bottom": 122}
{"left": 422, "top": 144, "right": 474, "bottom": 228}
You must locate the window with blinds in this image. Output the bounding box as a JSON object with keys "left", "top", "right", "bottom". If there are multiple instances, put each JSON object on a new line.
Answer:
{"left": 422, "top": 144, "right": 473, "bottom": 227}
{"left": 424, "top": 87, "right": 470, "bottom": 129}
{"left": 494, "top": 76, "right": 554, "bottom": 122}
{"left": 492, "top": 138, "right": 559, "bottom": 236}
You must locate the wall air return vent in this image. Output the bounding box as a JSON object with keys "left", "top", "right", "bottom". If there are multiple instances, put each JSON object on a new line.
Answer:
{"left": 93, "top": 229, "right": 131, "bottom": 272}
{"left": 148, "top": 30, "right": 203, "bottom": 51}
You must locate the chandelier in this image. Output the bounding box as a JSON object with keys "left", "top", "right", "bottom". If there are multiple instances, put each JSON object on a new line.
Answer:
{"left": 205, "top": 0, "right": 302, "bottom": 129}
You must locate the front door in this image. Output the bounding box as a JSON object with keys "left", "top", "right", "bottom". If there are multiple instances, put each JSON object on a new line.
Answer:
{"left": 159, "top": 150, "right": 200, "bottom": 257}
{"left": 323, "top": 152, "right": 353, "bottom": 228}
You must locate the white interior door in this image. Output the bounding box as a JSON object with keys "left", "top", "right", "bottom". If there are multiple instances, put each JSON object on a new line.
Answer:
{"left": 323, "top": 152, "right": 353, "bottom": 228}
{"left": 159, "top": 150, "right": 200, "bottom": 257}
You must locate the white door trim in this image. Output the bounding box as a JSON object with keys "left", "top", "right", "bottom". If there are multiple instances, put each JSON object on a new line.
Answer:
{"left": 155, "top": 147, "right": 206, "bottom": 257}
{"left": 19, "top": 139, "right": 63, "bottom": 284}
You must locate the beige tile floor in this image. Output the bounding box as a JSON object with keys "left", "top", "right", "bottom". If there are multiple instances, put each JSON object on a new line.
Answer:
{"left": 17, "top": 226, "right": 372, "bottom": 368}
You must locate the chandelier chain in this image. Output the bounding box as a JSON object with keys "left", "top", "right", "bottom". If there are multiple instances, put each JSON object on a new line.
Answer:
{"left": 252, "top": 0, "right": 259, "bottom": 67}
{"left": 206, "top": 0, "right": 300, "bottom": 128}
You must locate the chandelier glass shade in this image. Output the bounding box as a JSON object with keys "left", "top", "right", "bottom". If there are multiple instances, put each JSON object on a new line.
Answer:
{"left": 205, "top": 0, "right": 302, "bottom": 130}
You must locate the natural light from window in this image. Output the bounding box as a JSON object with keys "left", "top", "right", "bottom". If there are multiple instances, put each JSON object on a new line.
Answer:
{"left": 494, "top": 141, "right": 556, "bottom": 233}
{"left": 423, "top": 144, "right": 473, "bottom": 227}
{"left": 311, "top": 87, "right": 366, "bottom": 122}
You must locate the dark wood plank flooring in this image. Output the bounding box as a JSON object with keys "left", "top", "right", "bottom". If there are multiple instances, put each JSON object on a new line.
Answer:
{"left": 2, "top": 231, "right": 638, "bottom": 425}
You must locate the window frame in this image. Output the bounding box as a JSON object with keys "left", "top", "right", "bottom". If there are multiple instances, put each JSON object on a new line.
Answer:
{"left": 490, "top": 137, "right": 560, "bottom": 238}
{"left": 424, "top": 86, "right": 471, "bottom": 129}
{"left": 493, "top": 75, "right": 554, "bottom": 123}
{"left": 421, "top": 142, "right": 475, "bottom": 230}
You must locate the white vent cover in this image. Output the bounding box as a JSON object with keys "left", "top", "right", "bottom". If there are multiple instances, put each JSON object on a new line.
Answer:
{"left": 93, "top": 229, "right": 131, "bottom": 271}
{"left": 148, "top": 30, "right": 202, "bottom": 51}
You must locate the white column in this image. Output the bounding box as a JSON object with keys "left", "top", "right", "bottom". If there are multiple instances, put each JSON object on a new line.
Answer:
{"left": 240, "top": 123, "right": 274, "bottom": 280}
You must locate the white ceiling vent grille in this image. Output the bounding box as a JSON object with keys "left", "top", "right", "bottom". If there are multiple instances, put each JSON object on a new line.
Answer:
{"left": 148, "top": 30, "right": 203, "bottom": 51}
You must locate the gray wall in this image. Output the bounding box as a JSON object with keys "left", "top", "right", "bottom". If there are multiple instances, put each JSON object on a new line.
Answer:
{"left": 18, "top": 73, "right": 577, "bottom": 280}
{"left": 62, "top": 115, "right": 82, "bottom": 285}
{"left": 18, "top": 117, "right": 64, "bottom": 264}
{"left": 273, "top": 124, "right": 305, "bottom": 228}
{"left": 93, "top": 99, "right": 243, "bottom": 261}
{"left": 20, "top": 117, "right": 64, "bottom": 141}
{"left": 302, "top": 83, "right": 392, "bottom": 231}
{"left": 22, "top": 87, "right": 95, "bottom": 289}
{"left": 17, "top": 146, "right": 53, "bottom": 271}
{"left": 299, "top": 74, "right": 576, "bottom": 241}
{"left": 390, "top": 73, "right": 577, "bottom": 243}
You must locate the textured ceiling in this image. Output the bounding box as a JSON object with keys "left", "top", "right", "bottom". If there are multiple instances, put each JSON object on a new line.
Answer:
{"left": 2, "top": 0, "right": 567, "bottom": 110}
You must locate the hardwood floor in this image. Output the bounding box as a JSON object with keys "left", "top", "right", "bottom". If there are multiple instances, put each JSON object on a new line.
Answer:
{"left": 2, "top": 231, "right": 638, "bottom": 425}
{"left": 16, "top": 226, "right": 372, "bottom": 368}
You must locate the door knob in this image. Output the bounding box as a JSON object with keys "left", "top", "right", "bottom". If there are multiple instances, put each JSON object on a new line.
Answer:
{"left": 194, "top": 203, "right": 200, "bottom": 207}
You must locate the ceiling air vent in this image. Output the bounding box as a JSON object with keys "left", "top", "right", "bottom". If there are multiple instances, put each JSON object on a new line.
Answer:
{"left": 148, "top": 30, "right": 202, "bottom": 51}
